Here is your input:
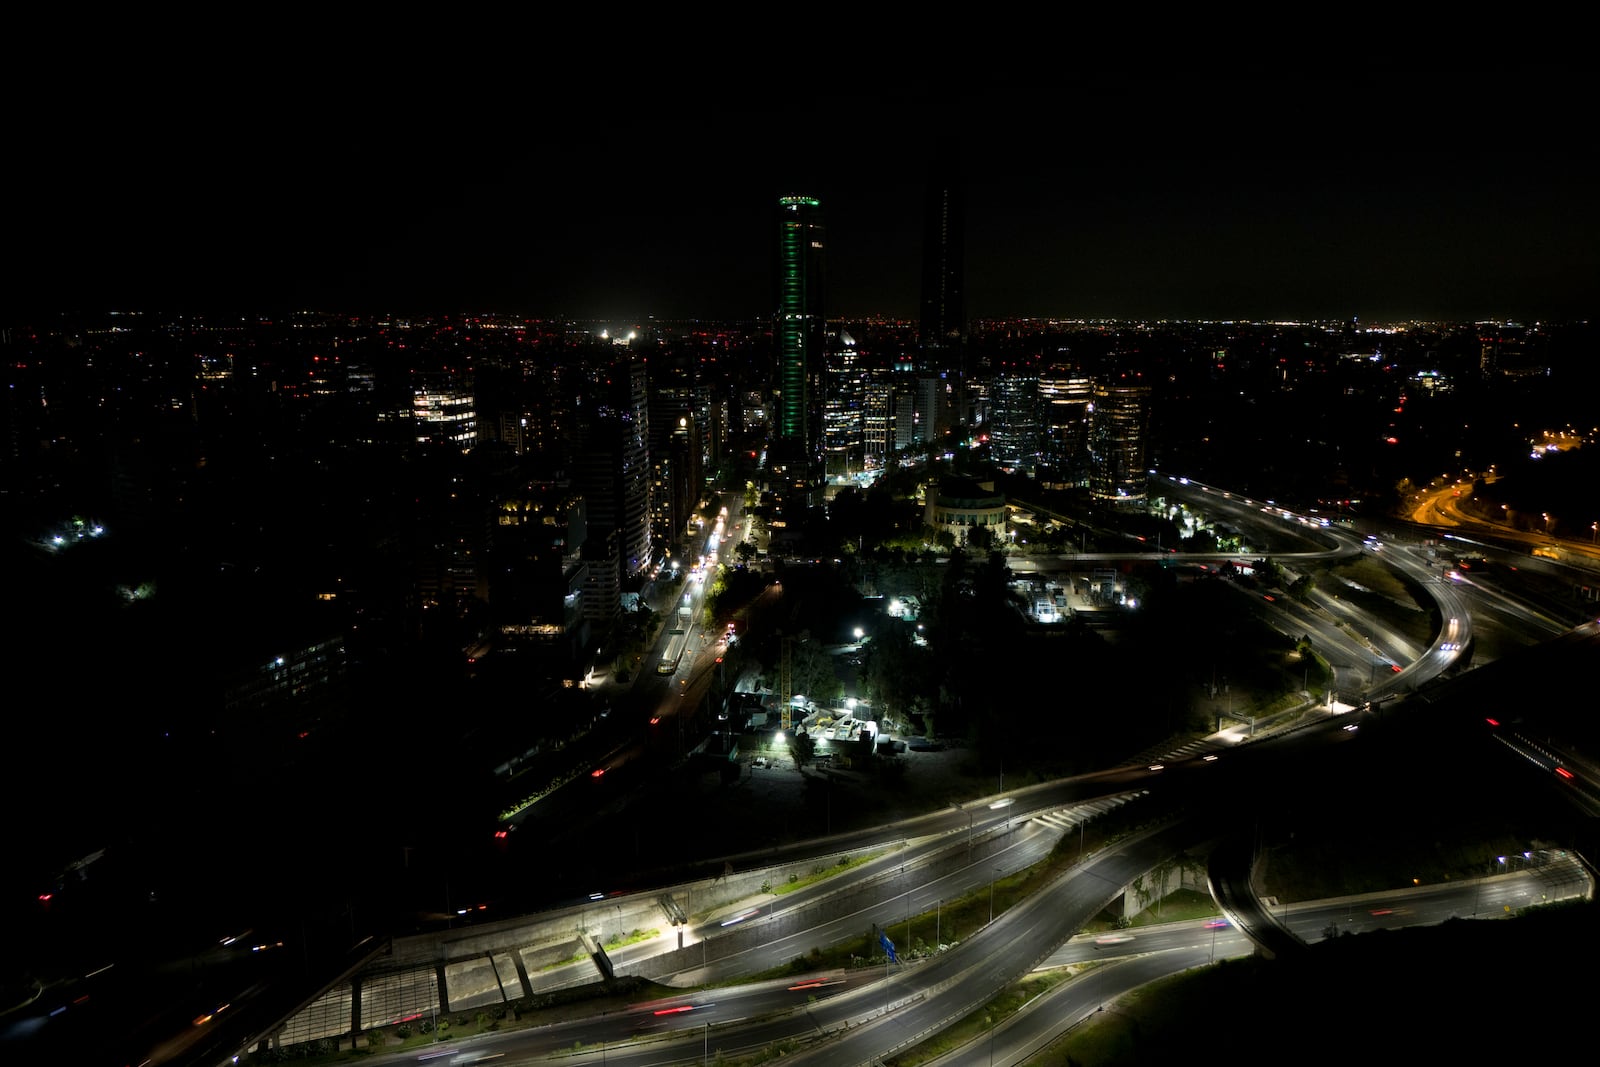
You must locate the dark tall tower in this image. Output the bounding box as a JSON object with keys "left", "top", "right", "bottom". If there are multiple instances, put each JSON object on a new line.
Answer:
{"left": 920, "top": 179, "right": 967, "bottom": 429}
{"left": 919, "top": 180, "right": 966, "bottom": 355}
{"left": 577, "top": 355, "right": 652, "bottom": 580}
{"left": 774, "top": 194, "right": 825, "bottom": 486}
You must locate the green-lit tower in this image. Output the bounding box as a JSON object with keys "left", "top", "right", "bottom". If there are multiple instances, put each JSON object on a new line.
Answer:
{"left": 773, "top": 194, "right": 825, "bottom": 487}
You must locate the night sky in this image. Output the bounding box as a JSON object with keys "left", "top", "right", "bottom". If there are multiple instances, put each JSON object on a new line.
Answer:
{"left": 8, "top": 66, "right": 1597, "bottom": 323}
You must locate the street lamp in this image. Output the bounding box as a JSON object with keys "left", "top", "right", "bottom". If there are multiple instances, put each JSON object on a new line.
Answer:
{"left": 989, "top": 866, "right": 1001, "bottom": 925}
{"left": 901, "top": 864, "right": 913, "bottom": 951}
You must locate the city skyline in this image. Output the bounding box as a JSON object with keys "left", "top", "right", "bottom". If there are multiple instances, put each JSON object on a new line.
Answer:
{"left": 8, "top": 75, "right": 1596, "bottom": 325}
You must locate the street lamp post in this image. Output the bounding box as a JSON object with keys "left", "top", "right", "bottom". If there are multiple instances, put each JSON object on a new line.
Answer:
{"left": 903, "top": 865, "right": 912, "bottom": 951}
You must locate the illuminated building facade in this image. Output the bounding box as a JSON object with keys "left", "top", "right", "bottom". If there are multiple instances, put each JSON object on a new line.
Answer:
{"left": 863, "top": 373, "right": 893, "bottom": 469}
{"left": 915, "top": 374, "right": 945, "bottom": 442}
{"left": 488, "top": 481, "right": 590, "bottom": 664}
{"left": 1039, "top": 364, "right": 1094, "bottom": 484}
{"left": 1089, "top": 379, "right": 1152, "bottom": 505}
{"left": 578, "top": 357, "right": 652, "bottom": 579}
{"left": 925, "top": 476, "right": 1006, "bottom": 543}
{"left": 411, "top": 370, "right": 476, "bottom": 451}
{"left": 823, "top": 336, "right": 866, "bottom": 478}
{"left": 773, "top": 194, "right": 825, "bottom": 486}
{"left": 988, "top": 363, "right": 1041, "bottom": 473}
{"left": 222, "top": 635, "right": 346, "bottom": 718}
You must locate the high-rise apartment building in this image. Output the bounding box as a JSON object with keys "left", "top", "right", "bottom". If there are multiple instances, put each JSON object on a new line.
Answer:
{"left": 773, "top": 195, "right": 825, "bottom": 486}
{"left": 576, "top": 356, "right": 652, "bottom": 581}
{"left": 988, "top": 363, "right": 1042, "bottom": 473}
{"left": 892, "top": 391, "right": 917, "bottom": 453}
{"left": 1089, "top": 378, "right": 1152, "bottom": 506}
{"left": 648, "top": 350, "right": 704, "bottom": 551}
{"left": 823, "top": 334, "right": 866, "bottom": 478}
{"left": 1039, "top": 364, "right": 1094, "bottom": 484}
{"left": 862, "top": 371, "right": 893, "bottom": 470}
{"left": 487, "top": 479, "right": 590, "bottom": 665}
{"left": 915, "top": 374, "right": 946, "bottom": 442}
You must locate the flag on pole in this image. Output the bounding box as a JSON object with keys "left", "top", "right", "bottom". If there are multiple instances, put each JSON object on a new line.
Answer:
{"left": 879, "top": 931, "right": 898, "bottom": 962}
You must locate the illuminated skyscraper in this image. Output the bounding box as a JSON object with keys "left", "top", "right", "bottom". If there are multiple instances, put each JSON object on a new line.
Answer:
{"left": 774, "top": 194, "right": 825, "bottom": 485}
{"left": 1039, "top": 364, "right": 1094, "bottom": 484}
{"left": 411, "top": 369, "right": 476, "bottom": 451}
{"left": 1089, "top": 378, "right": 1152, "bottom": 506}
{"left": 823, "top": 333, "right": 866, "bottom": 479}
{"left": 989, "top": 361, "right": 1041, "bottom": 474}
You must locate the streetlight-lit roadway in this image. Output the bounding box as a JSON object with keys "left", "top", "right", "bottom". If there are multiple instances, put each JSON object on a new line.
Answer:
{"left": 447, "top": 483, "right": 1599, "bottom": 1066}
{"left": 401, "top": 485, "right": 1600, "bottom": 1067}
{"left": 46, "top": 480, "right": 1598, "bottom": 1067}
{"left": 351, "top": 833, "right": 1587, "bottom": 1067}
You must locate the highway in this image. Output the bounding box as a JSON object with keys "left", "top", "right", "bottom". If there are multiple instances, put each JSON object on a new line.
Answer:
{"left": 19, "top": 478, "right": 1597, "bottom": 1067}
{"left": 313, "top": 484, "right": 1600, "bottom": 1065}
{"left": 342, "top": 840, "right": 1589, "bottom": 1067}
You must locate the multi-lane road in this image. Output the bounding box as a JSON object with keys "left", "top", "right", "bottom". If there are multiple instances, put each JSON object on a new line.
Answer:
{"left": 460, "top": 477, "right": 1598, "bottom": 1065}
{"left": 18, "top": 479, "right": 1597, "bottom": 1067}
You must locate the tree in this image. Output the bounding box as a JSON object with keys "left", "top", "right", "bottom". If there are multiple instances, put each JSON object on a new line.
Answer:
{"left": 790, "top": 638, "right": 843, "bottom": 707}
{"left": 790, "top": 730, "right": 815, "bottom": 768}
{"left": 1149, "top": 856, "right": 1179, "bottom": 916}
{"left": 862, "top": 620, "right": 925, "bottom": 724}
